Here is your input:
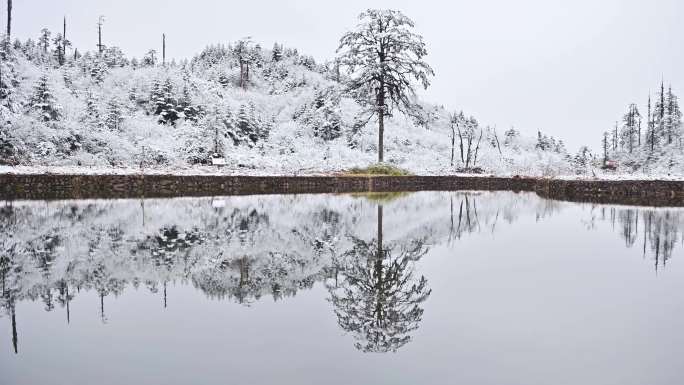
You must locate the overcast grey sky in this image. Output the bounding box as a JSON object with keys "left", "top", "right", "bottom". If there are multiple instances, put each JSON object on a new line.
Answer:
{"left": 4, "top": 0, "right": 684, "bottom": 150}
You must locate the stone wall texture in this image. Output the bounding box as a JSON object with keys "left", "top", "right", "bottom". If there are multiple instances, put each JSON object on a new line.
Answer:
{"left": 0, "top": 174, "right": 682, "bottom": 206}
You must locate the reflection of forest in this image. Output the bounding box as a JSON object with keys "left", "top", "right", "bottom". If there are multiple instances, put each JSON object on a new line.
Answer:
{"left": 586, "top": 206, "right": 684, "bottom": 271}
{"left": 1, "top": 192, "right": 681, "bottom": 353}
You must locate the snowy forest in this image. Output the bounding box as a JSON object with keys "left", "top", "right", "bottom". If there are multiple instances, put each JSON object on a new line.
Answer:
{"left": 0, "top": 10, "right": 682, "bottom": 177}
{"left": 2, "top": 192, "right": 681, "bottom": 354}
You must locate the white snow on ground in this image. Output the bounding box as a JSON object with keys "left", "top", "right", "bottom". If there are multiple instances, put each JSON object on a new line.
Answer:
{"left": 1, "top": 39, "right": 682, "bottom": 179}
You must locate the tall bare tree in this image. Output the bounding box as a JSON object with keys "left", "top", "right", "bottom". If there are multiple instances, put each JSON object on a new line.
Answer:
{"left": 97, "top": 16, "right": 105, "bottom": 54}
{"left": 162, "top": 33, "right": 166, "bottom": 67}
{"left": 6, "top": 0, "right": 11, "bottom": 40}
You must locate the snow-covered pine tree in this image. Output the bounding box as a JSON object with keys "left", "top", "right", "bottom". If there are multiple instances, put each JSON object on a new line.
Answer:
{"left": 236, "top": 103, "right": 258, "bottom": 144}
{"left": 336, "top": 9, "right": 434, "bottom": 163}
{"left": 104, "top": 97, "right": 124, "bottom": 131}
{"left": 90, "top": 58, "right": 108, "bottom": 85}
{"left": 654, "top": 81, "right": 667, "bottom": 144}
{"left": 151, "top": 78, "right": 180, "bottom": 125}
{"left": 62, "top": 69, "right": 77, "bottom": 96}
{"left": 234, "top": 39, "right": 256, "bottom": 89}
{"left": 38, "top": 28, "right": 51, "bottom": 56}
{"left": 0, "top": 43, "right": 19, "bottom": 113}
{"left": 177, "top": 85, "right": 201, "bottom": 123}
{"left": 573, "top": 146, "right": 592, "bottom": 174}
{"left": 298, "top": 86, "right": 343, "bottom": 141}
{"left": 646, "top": 94, "right": 658, "bottom": 153}
{"left": 272, "top": 42, "right": 282, "bottom": 62}
{"left": 665, "top": 86, "right": 682, "bottom": 146}
{"left": 142, "top": 49, "right": 157, "bottom": 67}
{"left": 602, "top": 132, "right": 609, "bottom": 165}
{"left": 503, "top": 128, "right": 519, "bottom": 148}
{"left": 621, "top": 103, "right": 640, "bottom": 153}
{"left": 83, "top": 89, "right": 102, "bottom": 127}
{"left": 29, "top": 74, "right": 61, "bottom": 121}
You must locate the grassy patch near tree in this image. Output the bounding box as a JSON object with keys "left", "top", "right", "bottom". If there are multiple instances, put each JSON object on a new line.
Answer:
{"left": 344, "top": 164, "right": 412, "bottom": 176}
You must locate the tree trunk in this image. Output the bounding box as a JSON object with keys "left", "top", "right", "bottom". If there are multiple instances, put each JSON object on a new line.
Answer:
{"left": 473, "top": 129, "right": 483, "bottom": 166}
{"left": 493, "top": 127, "right": 502, "bottom": 156}
{"left": 450, "top": 123, "right": 455, "bottom": 166}
{"left": 457, "top": 126, "right": 464, "bottom": 163}
{"left": 162, "top": 34, "right": 166, "bottom": 67}
{"left": 7, "top": 0, "right": 11, "bottom": 39}
{"left": 378, "top": 109, "right": 384, "bottom": 163}
{"left": 11, "top": 302, "right": 17, "bottom": 354}
{"left": 98, "top": 24, "right": 102, "bottom": 54}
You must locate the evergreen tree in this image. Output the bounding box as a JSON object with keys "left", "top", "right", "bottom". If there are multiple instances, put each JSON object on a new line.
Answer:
{"left": 654, "top": 81, "right": 667, "bottom": 144}
{"left": 83, "top": 89, "right": 102, "bottom": 127}
{"left": 151, "top": 78, "right": 180, "bottom": 125}
{"left": 621, "top": 103, "right": 640, "bottom": 153}
{"left": 38, "top": 28, "right": 51, "bottom": 56}
{"left": 142, "top": 49, "right": 157, "bottom": 67}
{"left": 646, "top": 94, "right": 658, "bottom": 153}
{"left": 0, "top": 43, "right": 19, "bottom": 113}
{"left": 236, "top": 103, "right": 258, "bottom": 143}
{"left": 573, "top": 146, "right": 592, "bottom": 174}
{"left": 665, "top": 86, "right": 682, "bottom": 145}
{"left": 104, "top": 97, "right": 124, "bottom": 131}
{"left": 177, "top": 85, "right": 201, "bottom": 123}
{"left": 602, "top": 132, "right": 609, "bottom": 165}
{"left": 29, "top": 74, "right": 61, "bottom": 121}
{"left": 234, "top": 39, "right": 255, "bottom": 89}
{"left": 90, "top": 59, "right": 108, "bottom": 85}
{"left": 271, "top": 42, "right": 282, "bottom": 62}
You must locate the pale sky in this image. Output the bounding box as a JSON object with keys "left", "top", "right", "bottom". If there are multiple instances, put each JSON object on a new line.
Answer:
{"left": 4, "top": 0, "right": 684, "bottom": 150}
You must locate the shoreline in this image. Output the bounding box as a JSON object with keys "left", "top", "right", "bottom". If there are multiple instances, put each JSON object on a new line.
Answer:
{"left": 1, "top": 173, "right": 683, "bottom": 206}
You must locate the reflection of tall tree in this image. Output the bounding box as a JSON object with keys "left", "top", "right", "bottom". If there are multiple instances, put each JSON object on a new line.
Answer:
{"left": 449, "top": 195, "right": 481, "bottom": 242}
{"left": 328, "top": 205, "right": 431, "bottom": 353}
{"left": 604, "top": 207, "right": 683, "bottom": 271}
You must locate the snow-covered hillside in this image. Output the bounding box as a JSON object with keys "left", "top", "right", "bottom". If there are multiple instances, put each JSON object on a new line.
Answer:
{"left": 0, "top": 33, "right": 681, "bottom": 177}
{"left": 1, "top": 35, "right": 581, "bottom": 176}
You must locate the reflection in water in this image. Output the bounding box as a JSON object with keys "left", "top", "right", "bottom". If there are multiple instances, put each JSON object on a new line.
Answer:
{"left": 327, "top": 205, "right": 431, "bottom": 352}
{"left": 1, "top": 192, "right": 683, "bottom": 356}
{"left": 586, "top": 206, "right": 684, "bottom": 272}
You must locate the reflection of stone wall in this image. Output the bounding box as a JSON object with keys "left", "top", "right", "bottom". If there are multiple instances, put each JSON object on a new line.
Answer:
{"left": 0, "top": 174, "right": 682, "bottom": 206}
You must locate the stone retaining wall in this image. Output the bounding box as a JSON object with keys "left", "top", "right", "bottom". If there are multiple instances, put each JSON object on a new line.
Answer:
{"left": 534, "top": 179, "right": 684, "bottom": 206}
{"left": 0, "top": 174, "right": 682, "bottom": 206}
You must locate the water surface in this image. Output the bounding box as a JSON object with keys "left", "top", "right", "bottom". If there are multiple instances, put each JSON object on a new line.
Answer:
{"left": 1, "top": 192, "right": 683, "bottom": 385}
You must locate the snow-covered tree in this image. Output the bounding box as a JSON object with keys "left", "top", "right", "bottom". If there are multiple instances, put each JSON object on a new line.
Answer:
{"left": 151, "top": 78, "right": 180, "bottom": 125}
{"left": 103, "top": 46, "right": 127, "bottom": 68}
{"left": 236, "top": 103, "right": 259, "bottom": 144}
{"left": 90, "top": 58, "right": 108, "bottom": 85}
{"left": 573, "top": 146, "right": 593, "bottom": 174}
{"left": 28, "top": 74, "right": 61, "bottom": 121}
{"left": 294, "top": 86, "right": 343, "bottom": 141}
{"left": 83, "top": 89, "right": 102, "bottom": 127}
{"left": 104, "top": 97, "right": 124, "bottom": 131}
{"left": 621, "top": 103, "right": 640, "bottom": 153}
{"left": 38, "top": 28, "right": 51, "bottom": 55}
{"left": 142, "top": 49, "right": 157, "bottom": 67}
{"left": 336, "top": 9, "right": 434, "bottom": 162}
{"left": 0, "top": 43, "right": 19, "bottom": 114}
{"left": 665, "top": 86, "right": 682, "bottom": 146}
{"left": 271, "top": 42, "right": 282, "bottom": 62}
{"left": 234, "top": 39, "right": 256, "bottom": 89}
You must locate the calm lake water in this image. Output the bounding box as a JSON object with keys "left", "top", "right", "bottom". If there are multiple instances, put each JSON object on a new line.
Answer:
{"left": 1, "top": 191, "right": 683, "bottom": 385}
